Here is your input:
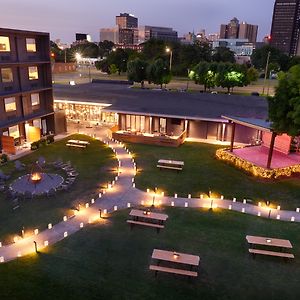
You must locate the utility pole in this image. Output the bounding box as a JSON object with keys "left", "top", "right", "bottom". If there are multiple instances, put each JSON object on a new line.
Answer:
{"left": 262, "top": 51, "right": 271, "bottom": 95}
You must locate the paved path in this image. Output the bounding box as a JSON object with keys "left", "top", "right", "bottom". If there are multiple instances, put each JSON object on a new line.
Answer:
{"left": 1, "top": 136, "right": 300, "bottom": 263}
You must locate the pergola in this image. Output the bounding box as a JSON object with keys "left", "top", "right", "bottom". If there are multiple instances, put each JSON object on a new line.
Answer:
{"left": 223, "top": 116, "right": 277, "bottom": 169}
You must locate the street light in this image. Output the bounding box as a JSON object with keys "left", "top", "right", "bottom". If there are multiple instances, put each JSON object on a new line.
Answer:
{"left": 75, "top": 52, "right": 82, "bottom": 64}
{"left": 166, "top": 47, "right": 173, "bottom": 71}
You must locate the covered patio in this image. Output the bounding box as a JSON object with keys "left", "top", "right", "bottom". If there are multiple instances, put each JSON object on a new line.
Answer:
{"left": 216, "top": 116, "right": 300, "bottom": 178}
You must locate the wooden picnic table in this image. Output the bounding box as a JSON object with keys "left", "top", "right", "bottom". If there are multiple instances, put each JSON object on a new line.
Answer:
{"left": 246, "top": 235, "right": 293, "bottom": 249}
{"left": 158, "top": 159, "right": 184, "bottom": 167}
{"left": 129, "top": 209, "right": 168, "bottom": 222}
{"left": 152, "top": 249, "right": 200, "bottom": 266}
{"left": 149, "top": 249, "right": 200, "bottom": 278}
{"left": 67, "top": 139, "right": 90, "bottom": 145}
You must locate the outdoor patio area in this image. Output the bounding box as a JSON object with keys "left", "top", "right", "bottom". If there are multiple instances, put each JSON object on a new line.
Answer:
{"left": 231, "top": 146, "right": 300, "bottom": 169}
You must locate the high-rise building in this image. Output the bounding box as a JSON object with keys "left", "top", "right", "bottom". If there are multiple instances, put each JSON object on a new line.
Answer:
{"left": 116, "top": 13, "right": 138, "bottom": 29}
{"left": 220, "top": 18, "right": 258, "bottom": 43}
{"left": 270, "top": 0, "right": 300, "bottom": 55}
{"left": 138, "top": 26, "right": 178, "bottom": 43}
{"left": 0, "top": 28, "right": 55, "bottom": 153}
{"left": 100, "top": 27, "right": 119, "bottom": 44}
{"left": 238, "top": 22, "right": 258, "bottom": 43}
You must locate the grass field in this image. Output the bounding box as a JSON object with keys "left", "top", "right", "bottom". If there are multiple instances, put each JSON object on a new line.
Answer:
{"left": 127, "top": 142, "right": 300, "bottom": 210}
{"left": 0, "top": 207, "right": 299, "bottom": 300}
{"left": 0, "top": 134, "right": 116, "bottom": 244}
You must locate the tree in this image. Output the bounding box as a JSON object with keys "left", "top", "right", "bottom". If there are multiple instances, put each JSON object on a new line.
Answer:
{"left": 251, "top": 45, "right": 289, "bottom": 71}
{"left": 146, "top": 58, "right": 171, "bottom": 88}
{"left": 95, "top": 59, "right": 110, "bottom": 73}
{"left": 246, "top": 67, "right": 259, "bottom": 84}
{"left": 127, "top": 58, "right": 148, "bottom": 88}
{"left": 216, "top": 63, "right": 247, "bottom": 93}
{"left": 71, "top": 42, "right": 99, "bottom": 58}
{"left": 107, "top": 49, "right": 128, "bottom": 75}
{"left": 268, "top": 65, "right": 300, "bottom": 136}
{"left": 98, "top": 40, "right": 115, "bottom": 58}
{"left": 189, "top": 61, "right": 217, "bottom": 91}
{"left": 212, "top": 47, "right": 235, "bottom": 63}
{"left": 109, "top": 64, "right": 118, "bottom": 74}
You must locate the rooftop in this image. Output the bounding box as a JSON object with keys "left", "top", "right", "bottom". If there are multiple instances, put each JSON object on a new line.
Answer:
{"left": 54, "top": 82, "right": 268, "bottom": 121}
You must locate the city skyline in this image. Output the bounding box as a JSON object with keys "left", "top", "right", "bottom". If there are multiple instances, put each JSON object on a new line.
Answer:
{"left": 1, "top": 0, "right": 274, "bottom": 43}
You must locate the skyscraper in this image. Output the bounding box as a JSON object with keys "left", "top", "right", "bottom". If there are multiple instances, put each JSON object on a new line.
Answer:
{"left": 116, "top": 13, "right": 138, "bottom": 29}
{"left": 220, "top": 18, "right": 258, "bottom": 43}
{"left": 238, "top": 22, "right": 258, "bottom": 43}
{"left": 270, "top": 0, "right": 300, "bottom": 55}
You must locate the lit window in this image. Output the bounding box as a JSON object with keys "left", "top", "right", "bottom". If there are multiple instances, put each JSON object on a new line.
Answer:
{"left": 9, "top": 125, "right": 20, "bottom": 139}
{"left": 28, "top": 66, "right": 38, "bottom": 80}
{"left": 31, "top": 93, "right": 40, "bottom": 106}
{"left": 1, "top": 68, "right": 13, "bottom": 83}
{"left": 0, "top": 36, "right": 10, "bottom": 52}
{"left": 4, "top": 97, "right": 16, "bottom": 112}
{"left": 26, "top": 38, "right": 36, "bottom": 52}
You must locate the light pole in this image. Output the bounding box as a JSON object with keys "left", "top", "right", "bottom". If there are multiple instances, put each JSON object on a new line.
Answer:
{"left": 166, "top": 47, "right": 173, "bottom": 71}
{"left": 267, "top": 69, "right": 274, "bottom": 96}
{"left": 262, "top": 51, "right": 271, "bottom": 95}
{"left": 152, "top": 187, "right": 157, "bottom": 208}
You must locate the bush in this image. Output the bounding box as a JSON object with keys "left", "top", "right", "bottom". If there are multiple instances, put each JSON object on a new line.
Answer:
{"left": 46, "top": 135, "right": 55, "bottom": 144}
{"left": 0, "top": 154, "right": 9, "bottom": 164}
{"left": 39, "top": 138, "right": 47, "bottom": 147}
{"left": 31, "top": 141, "right": 40, "bottom": 150}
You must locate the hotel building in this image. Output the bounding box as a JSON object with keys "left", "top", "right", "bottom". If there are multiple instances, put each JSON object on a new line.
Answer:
{"left": 0, "top": 28, "right": 55, "bottom": 154}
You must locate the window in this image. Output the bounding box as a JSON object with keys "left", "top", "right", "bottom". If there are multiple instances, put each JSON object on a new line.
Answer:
{"left": 159, "top": 118, "right": 166, "bottom": 134}
{"left": 26, "top": 38, "right": 36, "bottom": 52}
{"left": 31, "top": 93, "right": 40, "bottom": 106}
{"left": 0, "top": 36, "right": 10, "bottom": 52}
{"left": 9, "top": 125, "right": 20, "bottom": 139}
{"left": 28, "top": 66, "right": 38, "bottom": 80}
{"left": 1, "top": 68, "right": 13, "bottom": 83}
{"left": 4, "top": 97, "right": 16, "bottom": 112}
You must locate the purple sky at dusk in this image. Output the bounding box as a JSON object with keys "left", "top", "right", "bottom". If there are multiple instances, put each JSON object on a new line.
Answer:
{"left": 1, "top": 0, "right": 274, "bottom": 43}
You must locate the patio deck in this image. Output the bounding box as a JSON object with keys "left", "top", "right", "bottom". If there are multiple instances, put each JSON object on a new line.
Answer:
{"left": 232, "top": 146, "right": 300, "bottom": 169}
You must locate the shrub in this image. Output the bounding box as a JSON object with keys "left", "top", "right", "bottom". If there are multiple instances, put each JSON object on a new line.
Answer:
{"left": 47, "top": 135, "right": 55, "bottom": 144}
{"left": 39, "top": 138, "right": 47, "bottom": 147}
{"left": 0, "top": 154, "right": 9, "bottom": 164}
{"left": 31, "top": 141, "right": 39, "bottom": 150}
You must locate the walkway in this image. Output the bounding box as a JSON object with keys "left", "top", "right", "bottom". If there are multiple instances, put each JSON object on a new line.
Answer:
{"left": 0, "top": 136, "right": 300, "bottom": 263}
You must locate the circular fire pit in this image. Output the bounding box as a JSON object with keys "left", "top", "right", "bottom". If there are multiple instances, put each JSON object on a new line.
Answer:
{"left": 31, "top": 172, "right": 42, "bottom": 184}
{"left": 10, "top": 173, "right": 64, "bottom": 196}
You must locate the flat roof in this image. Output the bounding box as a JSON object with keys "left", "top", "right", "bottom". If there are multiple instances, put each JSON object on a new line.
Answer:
{"left": 0, "top": 27, "right": 49, "bottom": 36}
{"left": 54, "top": 82, "right": 268, "bottom": 121}
{"left": 223, "top": 116, "right": 272, "bottom": 132}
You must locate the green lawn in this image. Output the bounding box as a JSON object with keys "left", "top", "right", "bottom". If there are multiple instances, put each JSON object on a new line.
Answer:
{"left": 127, "top": 142, "right": 300, "bottom": 210}
{"left": 0, "top": 208, "right": 299, "bottom": 300}
{"left": 0, "top": 134, "right": 116, "bottom": 244}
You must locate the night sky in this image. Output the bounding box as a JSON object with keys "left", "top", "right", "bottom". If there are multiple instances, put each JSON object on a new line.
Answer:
{"left": 1, "top": 0, "right": 274, "bottom": 43}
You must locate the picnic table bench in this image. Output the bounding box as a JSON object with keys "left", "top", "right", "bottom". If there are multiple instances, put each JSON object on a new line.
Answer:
{"left": 248, "top": 248, "right": 295, "bottom": 259}
{"left": 157, "top": 159, "right": 184, "bottom": 172}
{"left": 149, "top": 265, "right": 198, "bottom": 277}
{"left": 127, "top": 220, "right": 164, "bottom": 233}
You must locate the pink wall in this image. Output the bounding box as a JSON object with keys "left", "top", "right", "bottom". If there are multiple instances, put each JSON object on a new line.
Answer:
{"left": 262, "top": 132, "right": 291, "bottom": 154}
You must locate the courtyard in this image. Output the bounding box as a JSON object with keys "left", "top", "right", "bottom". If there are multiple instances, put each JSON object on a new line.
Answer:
{"left": 0, "top": 135, "right": 300, "bottom": 300}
